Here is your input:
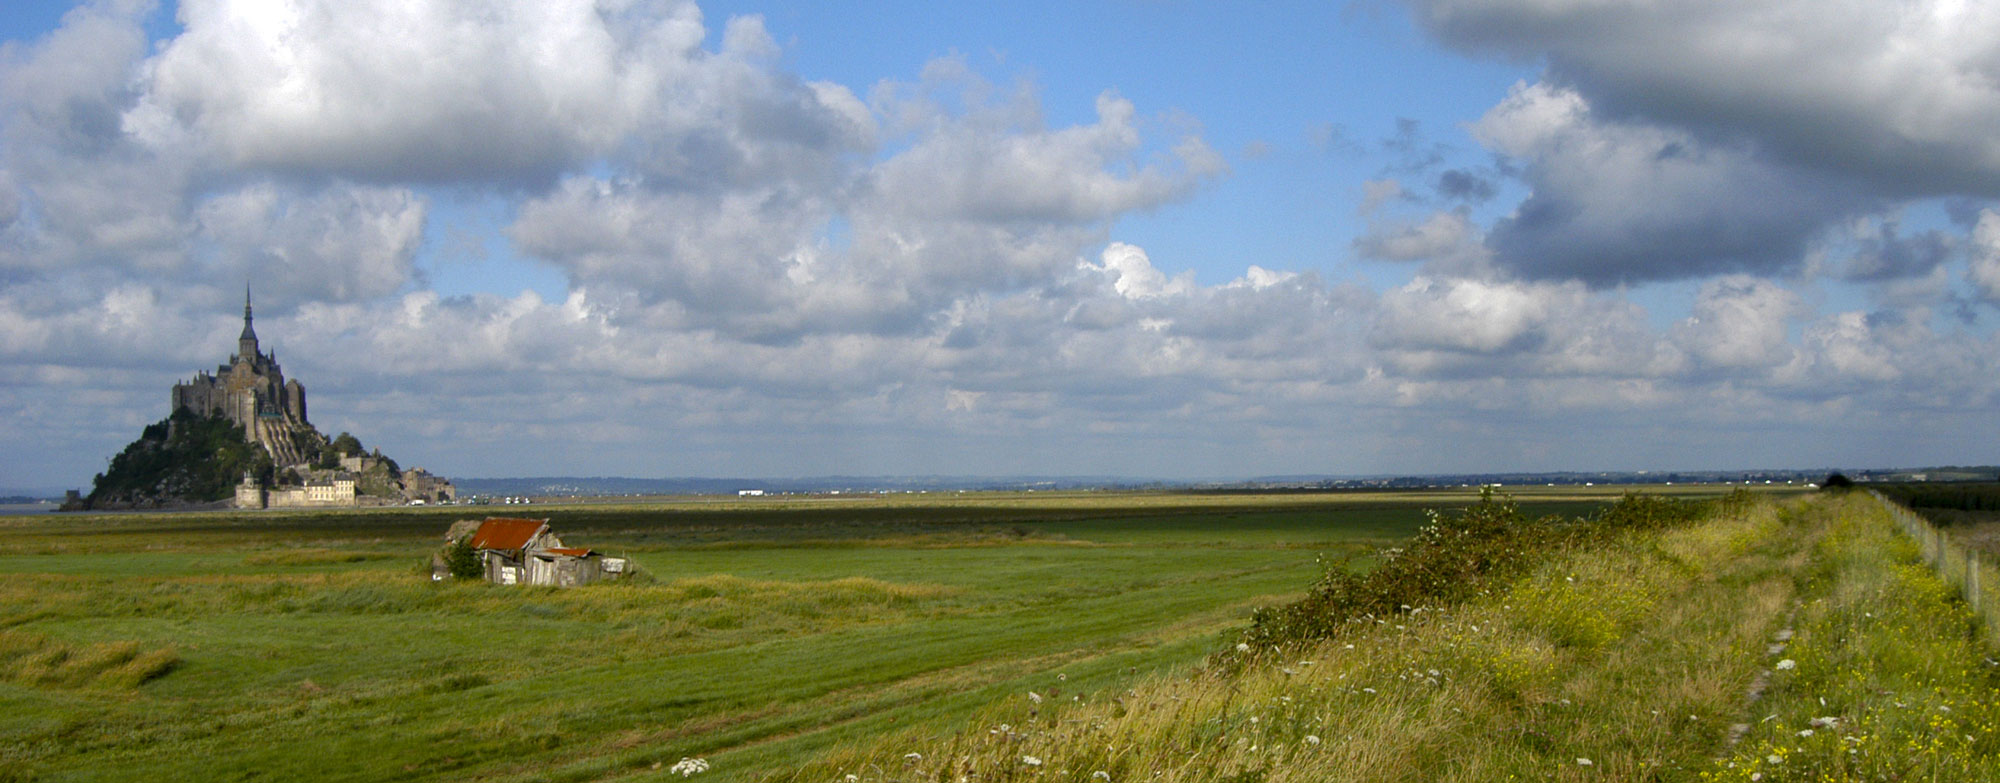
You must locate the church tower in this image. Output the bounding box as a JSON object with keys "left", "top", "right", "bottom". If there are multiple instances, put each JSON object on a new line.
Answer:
{"left": 237, "top": 285, "right": 259, "bottom": 363}
{"left": 172, "top": 285, "right": 317, "bottom": 467}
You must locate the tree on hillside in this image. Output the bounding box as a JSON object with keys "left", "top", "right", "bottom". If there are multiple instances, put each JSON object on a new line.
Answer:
{"left": 87, "top": 409, "right": 265, "bottom": 506}
{"left": 330, "top": 432, "right": 364, "bottom": 457}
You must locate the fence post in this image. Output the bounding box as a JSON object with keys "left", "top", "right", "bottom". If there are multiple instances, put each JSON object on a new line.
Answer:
{"left": 1969, "top": 551, "right": 1982, "bottom": 613}
{"left": 1871, "top": 492, "right": 2000, "bottom": 647}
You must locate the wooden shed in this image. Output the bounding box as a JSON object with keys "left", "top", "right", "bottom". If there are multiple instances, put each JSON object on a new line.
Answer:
{"left": 455, "top": 517, "right": 627, "bottom": 587}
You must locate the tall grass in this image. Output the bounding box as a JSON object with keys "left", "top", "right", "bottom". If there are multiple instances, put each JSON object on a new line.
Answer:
{"left": 1703, "top": 493, "right": 2000, "bottom": 781}
{"left": 797, "top": 496, "right": 1794, "bottom": 781}
{"left": 1871, "top": 490, "right": 2000, "bottom": 648}
{"left": 796, "top": 493, "right": 1994, "bottom": 782}
{"left": 0, "top": 631, "right": 178, "bottom": 689}
{"left": 1239, "top": 490, "right": 1726, "bottom": 653}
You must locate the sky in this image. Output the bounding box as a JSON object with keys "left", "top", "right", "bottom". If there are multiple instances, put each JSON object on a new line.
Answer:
{"left": 5, "top": 0, "right": 2000, "bottom": 490}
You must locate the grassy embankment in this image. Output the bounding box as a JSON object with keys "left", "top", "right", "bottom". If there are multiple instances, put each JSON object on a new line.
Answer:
{"left": 0, "top": 489, "right": 1661, "bottom": 781}
{"left": 801, "top": 491, "right": 2000, "bottom": 782}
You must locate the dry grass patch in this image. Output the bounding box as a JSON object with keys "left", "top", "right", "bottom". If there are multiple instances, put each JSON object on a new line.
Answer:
{"left": 0, "top": 631, "right": 179, "bottom": 689}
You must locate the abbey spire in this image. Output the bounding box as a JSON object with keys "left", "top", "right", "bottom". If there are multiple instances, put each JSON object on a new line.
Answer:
{"left": 237, "top": 284, "right": 259, "bottom": 361}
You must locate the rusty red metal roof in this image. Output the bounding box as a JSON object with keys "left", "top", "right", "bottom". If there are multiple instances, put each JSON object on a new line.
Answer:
{"left": 468, "top": 517, "right": 547, "bottom": 551}
{"left": 543, "top": 547, "right": 594, "bottom": 557}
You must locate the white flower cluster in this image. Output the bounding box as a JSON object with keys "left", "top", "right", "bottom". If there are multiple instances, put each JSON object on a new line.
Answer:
{"left": 668, "top": 757, "right": 709, "bottom": 777}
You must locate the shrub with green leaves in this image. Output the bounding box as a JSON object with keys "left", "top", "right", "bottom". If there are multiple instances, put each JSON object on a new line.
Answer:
{"left": 443, "top": 536, "right": 482, "bottom": 580}
{"left": 1238, "top": 489, "right": 1729, "bottom": 653}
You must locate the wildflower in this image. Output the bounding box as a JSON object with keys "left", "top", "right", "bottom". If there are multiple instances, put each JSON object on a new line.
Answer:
{"left": 1093, "top": 773, "right": 1111, "bottom": 782}
{"left": 1774, "top": 659, "right": 1796, "bottom": 671}
{"left": 1766, "top": 754, "right": 1783, "bottom": 765}
{"left": 1304, "top": 735, "right": 1322, "bottom": 745}
{"left": 905, "top": 752, "right": 923, "bottom": 762}
{"left": 1798, "top": 729, "right": 1814, "bottom": 737}
{"left": 1577, "top": 758, "right": 1592, "bottom": 766}
{"left": 1236, "top": 642, "right": 1251, "bottom": 652}
{"left": 844, "top": 776, "right": 858, "bottom": 783}
{"left": 1361, "top": 687, "right": 1376, "bottom": 694}
{"left": 1023, "top": 756, "right": 1043, "bottom": 767}
{"left": 668, "top": 757, "right": 709, "bottom": 777}
{"left": 1028, "top": 691, "right": 1044, "bottom": 704}
{"left": 1058, "top": 673, "right": 1066, "bottom": 681}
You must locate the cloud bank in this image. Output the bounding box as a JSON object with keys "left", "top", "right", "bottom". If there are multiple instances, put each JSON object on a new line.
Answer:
{"left": 2, "top": 0, "right": 1998, "bottom": 486}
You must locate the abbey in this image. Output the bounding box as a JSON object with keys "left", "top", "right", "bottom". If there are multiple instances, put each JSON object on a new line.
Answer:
{"left": 68, "top": 289, "right": 455, "bottom": 511}
{"left": 173, "top": 289, "right": 316, "bottom": 467}
{"left": 185, "top": 289, "right": 454, "bottom": 509}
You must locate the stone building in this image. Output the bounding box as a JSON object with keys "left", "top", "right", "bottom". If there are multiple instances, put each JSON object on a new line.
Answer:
{"left": 402, "top": 467, "right": 457, "bottom": 504}
{"left": 173, "top": 288, "right": 315, "bottom": 467}
{"left": 165, "top": 287, "right": 458, "bottom": 510}
{"left": 236, "top": 471, "right": 359, "bottom": 509}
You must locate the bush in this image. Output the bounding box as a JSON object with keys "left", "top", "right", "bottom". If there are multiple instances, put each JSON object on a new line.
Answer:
{"left": 1235, "top": 490, "right": 1727, "bottom": 655}
{"left": 443, "top": 537, "right": 482, "bottom": 580}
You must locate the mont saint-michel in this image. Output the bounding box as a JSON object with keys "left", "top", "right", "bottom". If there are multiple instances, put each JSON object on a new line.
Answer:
{"left": 68, "top": 290, "right": 453, "bottom": 510}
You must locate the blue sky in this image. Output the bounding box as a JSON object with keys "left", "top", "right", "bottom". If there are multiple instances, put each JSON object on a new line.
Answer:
{"left": 4, "top": 0, "right": 1999, "bottom": 490}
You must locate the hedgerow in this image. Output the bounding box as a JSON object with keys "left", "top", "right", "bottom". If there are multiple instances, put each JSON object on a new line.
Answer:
{"left": 1237, "top": 489, "right": 1740, "bottom": 653}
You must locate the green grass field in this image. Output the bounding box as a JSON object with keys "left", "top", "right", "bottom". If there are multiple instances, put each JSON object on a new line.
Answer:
{"left": 0, "top": 487, "right": 1695, "bottom": 782}
{"left": 803, "top": 490, "right": 2000, "bottom": 782}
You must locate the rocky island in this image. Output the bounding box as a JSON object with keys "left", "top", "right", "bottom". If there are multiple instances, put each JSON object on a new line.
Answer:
{"left": 66, "top": 289, "right": 454, "bottom": 510}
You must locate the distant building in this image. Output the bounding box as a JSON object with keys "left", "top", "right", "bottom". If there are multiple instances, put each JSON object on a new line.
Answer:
{"left": 452, "top": 517, "right": 626, "bottom": 587}
{"left": 174, "top": 287, "right": 315, "bottom": 467}
{"left": 235, "top": 471, "right": 358, "bottom": 509}
{"left": 738, "top": 489, "right": 765, "bottom": 496}
{"left": 160, "top": 288, "right": 459, "bottom": 510}
{"left": 402, "top": 467, "right": 457, "bottom": 504}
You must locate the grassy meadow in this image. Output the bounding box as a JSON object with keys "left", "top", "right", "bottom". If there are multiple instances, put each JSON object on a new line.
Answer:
{"left": 0, "top": 487, "right": 1664, "bottom": 781}
{"left": 802, "top": 490, "right": 2000, "bottom": 782}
